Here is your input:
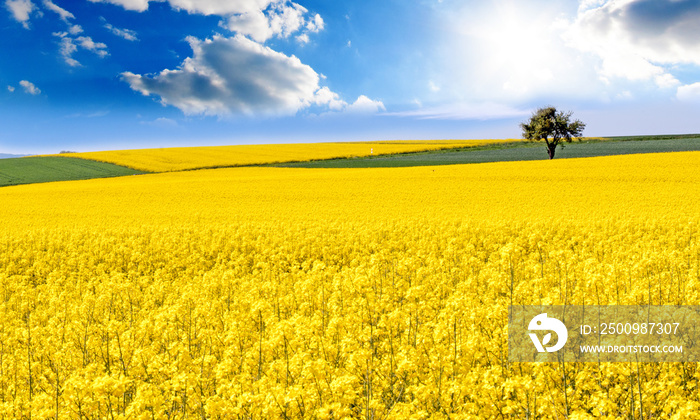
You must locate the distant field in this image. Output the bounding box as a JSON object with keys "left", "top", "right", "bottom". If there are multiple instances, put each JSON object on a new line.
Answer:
{"left": 0, "top": 156, "right": 145, "bottom": 187}
{"left": 59, "top": 139, "right": 522, "bottom": 172}
{"left": 276, "top": 137, "right": 700, "bottom": 168}
{"left": 4, "top": 136, "right": 699, "bottom": 187}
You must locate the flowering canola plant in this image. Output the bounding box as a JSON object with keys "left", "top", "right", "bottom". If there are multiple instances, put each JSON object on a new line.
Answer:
{"left": 57, "top": 139, "right": 522, "bottom": 172}
{"left": 0, "top": 152, "right": 699, "bottom": 419}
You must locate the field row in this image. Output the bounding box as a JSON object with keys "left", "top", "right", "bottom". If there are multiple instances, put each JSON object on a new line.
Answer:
{"left": 0, "top": 157, "right": 144, "bottom": 188}
{"left": 59, "top": 140, "right": 521, "bottom": 172}
{"left": 278, "top": 137, "right": 700, "bottom": 168}
{"left": 1, "top": 219, "right": 698, "bottom": 419}
{"left": 3, "top": 152, "right": 699, "bottom": 229}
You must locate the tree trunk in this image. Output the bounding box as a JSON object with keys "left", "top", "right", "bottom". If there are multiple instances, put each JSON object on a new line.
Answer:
{"left": 547, "top": 143, "right": 557, "bottom": 159}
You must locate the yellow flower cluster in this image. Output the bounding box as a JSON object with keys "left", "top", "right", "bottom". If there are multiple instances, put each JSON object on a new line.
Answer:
{"left": 56, "top": 139, "right": 521, "bottom": 172}
{"left": 0, "top": 152, "right": 699, "bottom": 418}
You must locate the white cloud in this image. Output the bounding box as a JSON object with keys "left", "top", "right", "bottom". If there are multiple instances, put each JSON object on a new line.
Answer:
{"left": 5, "top": 0, "right": 34, "bottom": 28}
{"left": 42, "top": 0, "right": 73, "bottom": 21}
{"left": 296, "top": 33, "right": 309, "bottom": 44}
{"left": 20, "top": 80, "right": 40, "bottom": 95}
{"left": 121, "top": 34, "right": 327, "bottom": 116}
{"left": 87, "top": 0, "right": 150, "bottom": 12}
{"left": 313, "top": 86, "right": 346, "bottom": 111}
{"left": 306, "top": 13, "right": 323, "bottom": 32}
{"left": 104, "top": 22, "right": 138, "bottom": 41}
{"left": 142, "top": 117, "right": 179, "bottom": 127}
{"left": 655, "top": 74, "right": 680, "bottom": 90}
{"left": 7, "top": 85, "right": 15, "bottom": 92}
{"left": 89, "top": 0, "right": 274, "bottom": 14}
{"left": 435, "top": 0, "right": 700, "bottom": 107}
{"left": 223, "top": 10, "right": 271, "bottom": 42}
{"left": 221, "top": 1, "right": 321, "bottom": 44}
{"left": 55, "top": 33, "right": 79, "bottom": 66}
{"left": 677, "top": 82, "right": 700, "bottom": 103}
{"left": 312, "top": 90, "right": 386, "bottom": 115}
{"left": 76, "top": 36, "right": 108, "bottom": 57}
{"left": 167, "top": 0, "right": 272, "bottom": 15}
{"left": 267, "top": 2, "right": 305, "bottom": 38}
{"left": 387, "top": 102, "right": 529, "bottom": 120}
{"left": 91, "top": 0, "right": 323, "bottom": 45}
{"left": 347, "top": 95, "right": 385, "bottom": 114}
{"left": 577, "top": 0, "right": 606, "bottom": 13}
{"left": 121, "top": 34, "right": 382, "bottom": 117}
{"left": 54, "top": 32, "right": 108, "bottom": 66}
{"left": 97, "top": 0, "right": 369, "bottom": 116}
{"left": 564, "top": 0, "right": 700, "bottom": 87}
{"left": 29, "top": 2, "right": 112, "bottom": 66}
{"left": 66, "top": 110, "right": 110, "bottom": 118}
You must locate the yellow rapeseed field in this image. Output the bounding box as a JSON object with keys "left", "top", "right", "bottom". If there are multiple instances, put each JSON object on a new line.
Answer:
{"left": 1, "top": 152, "right": 699, "bottom": 419}
{"left": 58, "top": 140, "right": 522, "bottom": 172}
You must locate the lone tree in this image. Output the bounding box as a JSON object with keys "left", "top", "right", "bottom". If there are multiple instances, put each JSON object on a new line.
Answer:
{"left": 520, "top": 106, "right": 585, "bottom": 159}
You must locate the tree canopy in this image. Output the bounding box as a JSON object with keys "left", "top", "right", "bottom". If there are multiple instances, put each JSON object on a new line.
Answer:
{"left": 520, "top": 107, "right": 586, "bottom": 159}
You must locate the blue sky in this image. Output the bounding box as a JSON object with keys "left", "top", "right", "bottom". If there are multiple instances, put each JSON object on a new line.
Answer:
{"left": 2, "top": 0, "right": 700, "bottom": 153}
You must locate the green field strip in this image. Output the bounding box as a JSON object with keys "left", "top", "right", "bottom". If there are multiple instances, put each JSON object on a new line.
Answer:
{"left": 273, "top": 137, "right": 700, "bottom": 168}
{"left": 0, "top": 156, "right": 147, "bottom": 187}
{"left": 601, "top": 133, "right": 700, "bottom": 141}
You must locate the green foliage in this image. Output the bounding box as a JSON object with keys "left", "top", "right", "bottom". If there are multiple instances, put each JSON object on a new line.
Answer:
{"left": 0, "top": 156, "right": 145, "bottom": 187}
{"left": 520, "top": 106, "right": 586, "bottom": 159}
{"left": 275, "top": 137, "right": 700, "bottom": 168}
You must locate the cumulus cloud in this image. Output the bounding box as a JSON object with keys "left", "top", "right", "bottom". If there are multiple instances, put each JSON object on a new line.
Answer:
{"left": 104, "top": 0, "right": 378, "bottom": 116}
{"left": 347, "top": 95, "right": 385, "bottom": 114}
{"left": 90, "top": 0, "right": 323, "bottom": 45}
{"left": 311, "top": 90, "right": 386, "bottom": 115}
{"left": 20, "top": 80, "right": 40, "bottom": 95}
{"left": 122, "top": 35, "right": 383, "bottom": 117}
{"left": 89, "top": 0, "right": 274, "bottom": 14}
{"left": 677, "top": 82, "right": 700, "bottom": 103}
{"left": 437, "top": 0, "right": 700, "bottom": 107}
{"left": 267, "top": 2, "right": 305, "bottom": 37}
{"left": 166, "top": 0, "right": 273, "bottom": 15}
{"left": 306, "top": 13, "right": 323, "bottom": 32}
{"left": 5, "top": 0, "right": 34, "bottom": 28}
{"left": 222, "top": 1, "right": 323, "bottom": 44}
{"left": 223, "top": 10, "right": 271, "bottom": 42}
{"left": 564, "top": 0, "right": 700, "bottom": 87}
{"left": 121, "top": 34, "right": 326, "bottom": 116}
{"left": 313, "top": 86, "right": 346, "bottom": 111}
